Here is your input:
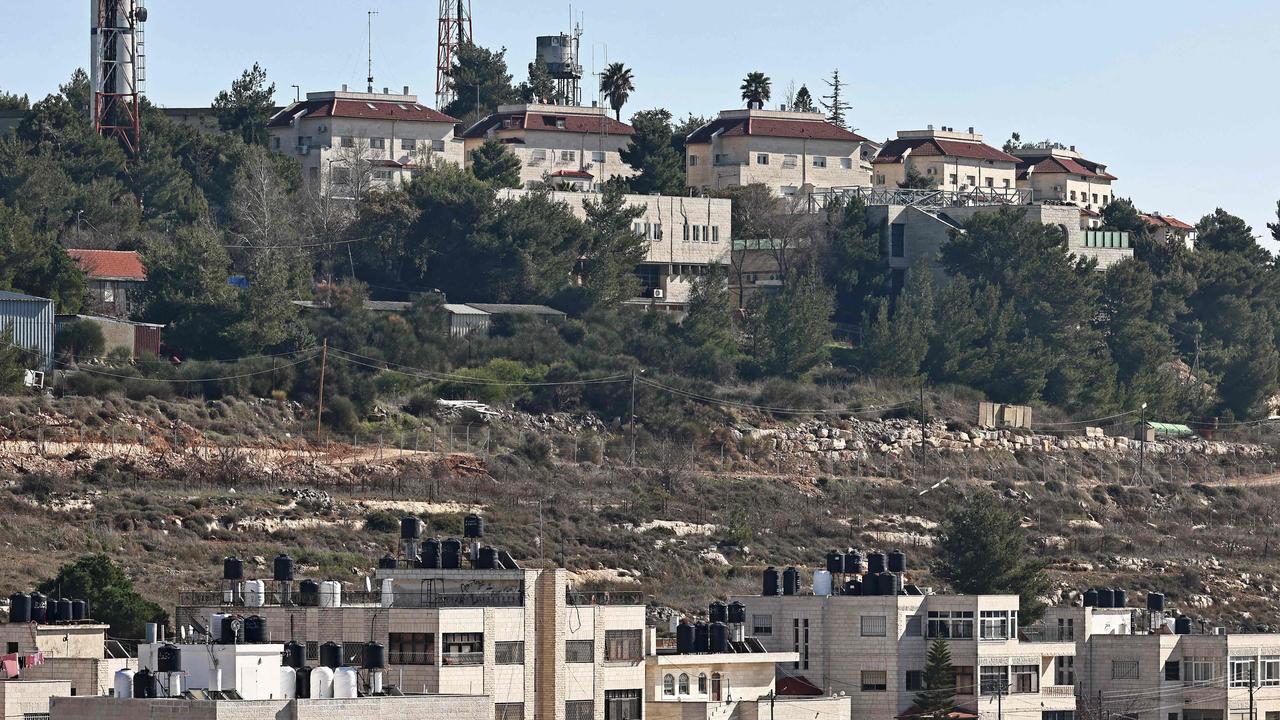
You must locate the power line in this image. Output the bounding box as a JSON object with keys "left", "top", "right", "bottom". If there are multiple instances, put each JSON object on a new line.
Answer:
{"left": 639, "top": 377, "right": 918, "bottom": 416}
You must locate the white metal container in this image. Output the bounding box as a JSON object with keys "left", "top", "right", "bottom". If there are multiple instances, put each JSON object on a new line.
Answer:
{"left": 318, "top": 581, "right": 342, "bottom": 608}
{"left": 114, "top": 668, "right": 135, "bottom": 698}
{"left": 310, "top": 666, "right": 334, "bottom": 699}
{"left": 279, "top": 666, "right": 297, "bottom": 699}
{"left": 243, "top": 580, "right": 266, "bottom": 608}
{"left": 812, "top": 569, "right": 833, "bottom": 596}
{"left": 380, "top": 578, "right": 394, "bottom": 608}
{"left": 333, "top": 667, "right": 358, "bottom": 698}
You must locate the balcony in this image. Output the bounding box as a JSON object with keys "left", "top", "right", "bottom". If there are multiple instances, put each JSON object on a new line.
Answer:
{"left": 1081, "top": 230, "right": 1130, "bottom": 249}
{"left": 567, "top": 590, "right": 645, "bottom": 606}
{"left": 441, "top": 651, "right": 484, "bottom": 666}
{"left": 1019, "top": 624, "right": 1075, "bottom": 643}
{"left": 1042, "top": 686, "right": 1075, "bottom": 697}
{"left": 805, "top": 185, "right": 1033, "bottom": 212}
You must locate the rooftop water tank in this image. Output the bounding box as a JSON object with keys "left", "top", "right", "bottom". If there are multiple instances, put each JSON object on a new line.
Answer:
{"left": 709, "top": 601, "right": 728, "bottom": 624}
{"left": 363, "top": 641, "right": 386, "bottom": 670}
{"left": 843, "top": 552, "right": 864, "bottom": 575}
{"left": 1083, "top": 589, "right": 1099, "bottom": 607}
{"left": 867, "top": 552, "right": 886, "bottom": 574}
{"left": 1096, "top": 587, "right": 1115, "bottom": 609}
{"left": 728, "top": 601, "right": 746, "bottom": 624}
{"left": 1147, "top": 592, "right": 1166, "bottom": 611}
{"left": 334, "top": 667, "right": 358, "bottom": 698}
{"left": 762, "top": 567, "right": 780, "bottom": 596}
{"left": 888, "top": 550, "right": 907, "bottom": 573}
{"left": 310, "top": 666, "right": 334, "bottom": 699}
{"left": 70, "top": 599, "right": 87, "bottom": 621}
{"left": 29, "top": 592, "right": 46, "bottom": 623}
{"left": 825, "top": 551, "right": 844, "bottom": 574}
{"left": 442, "top": 538, "right": 463, "bottom": 569}
{"left": 464, "top": 514, "right": 485, "bottom": 539}
{"left": 56, "top": 598, "right": 72, "bottom": 623}
{"left": 842, "top": 579, "right": 862, "bottom": 596}
{"left": 380, "top": 578, "right": 394, "bottom": 609}
{"left": 133, "top": 668, "right": 156, "bottom": 699}
{"left": 320, "top": 641, "right": 342, "bottom": 669}
{"left": 709, "top": 622, "right": 729, "bottom": 653}
{"left": 782, "top": 567, "right": 800, "bottom": 596}
{"left": 676, "top": 621, "right": 695, "bottom": 653}
{"left": 156, "top": 644, "right": 181, "bottom": 673}
{"left": 318, "top": 581, "right": 342, "bottom": 608}
{"left": 1175, "top": 616, "right": 1192, "bottom": 635}
{"left": 244, "top": 615, "right": 267, "bottom": 643}
{"left": 8, "top": 593, "right": 30, "bottom": 623}
{"left": 299, "top": 580, "right": 320, "bottom": 607}
{"left": 273, "top": 555, "right": 295, "bottom": 582}
{"left": 694, "top": 622, "right": 710, "bottom": 653}
{"left": 1114, "top": 588, "right": 1128, "bottom": 608}
{"left": 223, "top": 557, "right": 244, "bottom": 581}
{"left": 243, "top": 580, "right": 265, "bottom": 608}
{"left": 295, "top": 666, "right": 313, "bottom": 698}
{"left": 279, "top": 666, "right": 297, "bottom": 699}
{"left": 877, "top": 572, "right": 895, "bottom": 596}
{"left": 478, "top": 546, "right": 499, "bottom": 570}
{"left": 400, "top": 516, "right": 423, "bottom": 539}
{"left": 421, "top": 539, "right": 441, "bottom": 569}
{"left": 115, "top": 668, "right": 135, "bottom": 698}
{"left": 813, "top": 569, "right": 833, "bottom": 597}
{"left": 220, "top": 615, "right": 239, "bottom": 644}
{"left": 378, "top": 554, "right": 397, "bottom": 570}
{"left": 284, "top": 641, "right": 305, "bottom": 669}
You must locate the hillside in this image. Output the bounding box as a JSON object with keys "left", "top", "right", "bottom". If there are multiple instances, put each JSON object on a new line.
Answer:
{"left": 2, "top": 394, "right": 1279, "bottom": 633}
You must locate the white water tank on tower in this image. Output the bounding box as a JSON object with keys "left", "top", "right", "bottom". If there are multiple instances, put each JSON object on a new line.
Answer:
{"left": 278, "top": 666, "right": 296, "bottom": 699}
{"left": 114, "top": 668, "right": 135, "bottom": 698}
{"left": 319, "top": 581, "right": 342, "bottom": 608}
{"left": 333, "top": 667, "right": 358, "bottom": 698}
{"left": 380, "top": 578, "right": 394, "bottom": 608}
{"left": 812, "top": 569, "right": 833, "bottom": 596}
{"left": 243, "top": 580, "right": 265, "bottom": 608}
{"left": 310, "top": 666, "right": 334, "bottom": 699}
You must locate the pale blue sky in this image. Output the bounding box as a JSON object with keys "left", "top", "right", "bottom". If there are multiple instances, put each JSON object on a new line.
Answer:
{"left": 4, "top": 1, "right": 1279, "bottom": 245}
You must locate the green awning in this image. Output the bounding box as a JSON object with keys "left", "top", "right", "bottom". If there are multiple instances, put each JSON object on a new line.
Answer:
{"left": 1145, "top": 422, "right": 1194, "bottom": 437}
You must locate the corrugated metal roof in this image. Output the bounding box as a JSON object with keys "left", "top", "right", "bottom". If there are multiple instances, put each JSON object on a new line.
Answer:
{"left": 466, "top": 303, "right": 565, "bottom": 317}
{"left": 0, "top": 291, "right": 55, "bottom": 369}
{"left": 443, "top": 303, "right": 489, "bottom": 315}
{"left": 0, "top": 290, "right": 52, "bottom": 302}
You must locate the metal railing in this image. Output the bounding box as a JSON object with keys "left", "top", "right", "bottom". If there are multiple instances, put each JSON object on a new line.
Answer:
{"left": 1019, "top": 625, "right": 1075, "bottom": 643}
{"left": 178, "top": 588, "right": 526, "bottom": 610}
{"left": 567, "top": 590, "right": 645, "bottom": 606}
{"left": 441, "top": 651, "right": 484, "bottom": 666}
{"left": 805, "top": 185, "right": 1033, "bottom": 212}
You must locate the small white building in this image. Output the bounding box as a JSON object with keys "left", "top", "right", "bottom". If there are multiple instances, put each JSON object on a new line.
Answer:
{"left": 873, "top": 127, "right": 1021, "bottom": 194}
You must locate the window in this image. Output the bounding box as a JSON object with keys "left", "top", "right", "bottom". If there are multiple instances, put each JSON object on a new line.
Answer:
{"left": 341, "top": 136, "right": 356, "bottom": 148}
{"left": 331, "top": 167, "right": 352, "bottom": 185}
{"left": 373, "top": 169, "right": 393, "bottom": 181}
{"left": 6, "top": 642, "right": 18, "bottom": 654}
{"left": 370, "top": 137, "right": 386, "bottom": 150}
{"left": 566, "top": 701, "right": 594, "bottom": 720}
{"left": 1003, "top": 178, "right": 1011, "bottom": 188}
{"left": 605, "top": 690, "right": 642, "bottom": 720}
{"left": 1230, "top": 657, "right": 1256, "bottom": 687}
{"left": 890, "top": 224, "right": 906, "bottom": 258}
{"left": 401, "top": 138, "right": 416, "bottom": 151}
{"left": 954, "top": 666, "right": 975, "bottom": 696}
{"left": 981, "top": 666, "right": 1009, "bottom": 695}
{"left": 698, "top": 673, "right": 707, "bottom": 694}
{"left": 389, "top": 633, "right": 434, "bottom": 665}
{"left": 906, "top": 671, "right": 924, "bottom": 691}
{"left": 782, "top": 155, "right": 798, "bottom": 169}
{"left": 985, "top": 177, "right": 994, "bottom": 188}
{"left": 905, "top": 617, "right": 922, "bottom": 637}
{"left": 272, "top": 137, "right": 280, "bottom": 150}
{"left": 1056, "top": 656, "right": 1075, "bottom": 686}
{"left": 443, "top": 633, "right": 483, "bottom": 665}
{"left": 605, "top": 630, "right": 643, "bottom": 662}
{"left": 495, "top": 704, "right": 524, "bottom": 720}
{"left": 343, "top": 642, "right": 367, "bottom": 666}
{"left": 1112, "top": 660, "right": 1140, "bottom": 680}
{"left": 530, "top": 149, "right": 547, "bottom": 165}
{"left": 297, "top": 136, "right": 313, "bottom": 148}
{"left": 1070, "top": 190, "right": 1077, "bottom": 201}
{"left": 689, "top": 155, "right": 699, "bottom": 167}
{"left": 592, "top": 151, "right": 606, "bottom": 163}
{"left": 306, "top": 641, "right": 319, "bottom": 661}
{"left": 433, "top": 140, "right": 446, "bottom": 152}
{"left": 654, "top": 223, "right": 663, "bottom": 240}
{"left": 702, "top": 225, "right": 710, "bottom": 242}
{"left": 1012, "top": 665, "right": 1039, "bottom": 693}
{"left": 757, "top": 153, "right": 770, "bottom": 165}
{"left": 561, "top": 151, "right": 576, "bottom": 162}
{"left": 683, "top": 224, "right": 690, "bottom": 242}
{"left": 663, "top": 674, "right": 675, "bottom": 696}
{"left": 927, "top": 611, "right": 974, "bottom": 639}
{"left": 927, "top": 167, "right": 936, "bottom": 175}
{"left": 678, "top": 673, "right": 690, "bottom": 694}
{"left": 965, "top": 175, "right": 976, "bottom": 187}
{"left": 1044, "top": 713, "right": 1076, "bottom": 720}
{"left": 1262, "top": 656, "right": 1280, "bottom": 686}
{"left": 949, "top": 174, "right": 958, "bottom": 185}
{"left": 1164, "top": 661, "right": 1180, "bottom": 682}
{"left": 711, "top": 226, "right": 719, "bottom": 243}
{"left": 496, "top": 641, "right": 524, "bottom": 665}
{"left": 1093, "top": 193, "right": 1099, "bottom": 204}
{"left": 813, "top": 156, "right": 827, "bottom": 168}
{"left": 753, "top": 615, "right": 773, "bottom": 636}
{"left": 793, "top": 618, "right": 810, "bottom": 670}
{"left": 566, "top": 640, "right": 594, "bottom": 663}
{"left": 693, "top": 225, "right": 701, "bottom": 242}
{"left": 840, "top": 157, "right": 853, "bottom": 170}
{"left": 980, "top": 610, "right": 1016, "bottom": 640}
{"left": 861, "top": 670, "right": 887, "bottom": 692}
{"left": 1186, "top": 658, "right": 1219, "bottom": 683}
{"left": 861, "top": 616, "right": 887, "bottom": 637}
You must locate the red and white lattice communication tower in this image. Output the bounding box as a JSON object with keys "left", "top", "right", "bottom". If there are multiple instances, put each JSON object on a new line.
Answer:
{"left": 436, "top": 0, "right": 473, "bottom": 110}
{"left": 90, "top": 0, "right": 147, "bottom": 155}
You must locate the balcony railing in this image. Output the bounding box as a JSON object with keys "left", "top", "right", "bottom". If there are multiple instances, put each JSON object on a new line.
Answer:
{"left": 805, "top": 185, "right": 1033, "bottom": 212}
{"left": 1042, "top": 685, "right": 1075, "bottom": 697}
{"left": 1019, "top": 625, "right": 1075, "bottom": 643}
{"left": 567, "top": 590, "right": 645, "bottom": 606}
{"left": 178, "top": 588, "right": 525, "bottom": 610}
{"left": 441, "top": 651, "right": 484, "bottom": 666}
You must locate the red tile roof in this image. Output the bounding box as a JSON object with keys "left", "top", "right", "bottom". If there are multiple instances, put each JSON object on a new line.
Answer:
{"left": 268, "top": 98, "right": 459, "bottom": 128}
{"left": 874, "top": 137, "right": 1019, "bottom": 165}
{"left": 1143, "top": 213, "right": 1194, "bottom": 231}
{"left": 1015, "top": 153, "right": 1117, "bottom": 181}
{"left": 461, "top": 110, "right": 634, "bottom": 139}
{"left": 548, "top": 169, "right": 594, "bottom": 179}
{"left": 686, "top": 116, "right": 870, "bottom": 144}
{"left": 66, "top": 249, "right": 147, "bottom": 281}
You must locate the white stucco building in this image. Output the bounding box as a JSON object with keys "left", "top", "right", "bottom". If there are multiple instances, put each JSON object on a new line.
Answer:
{"left": 461, "top": 104, "right": 636, "bottom": 190}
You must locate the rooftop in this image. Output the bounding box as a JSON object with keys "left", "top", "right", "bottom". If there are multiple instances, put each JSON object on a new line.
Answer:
{"left": 874, "top": 131, "right": 1019, "bottom": 165}
{"left": 461, "top": 104, "right": 634, "bottom": 139}
{"left": 66, "top": 249, "right": 147, "bottom": 281}
{"left": 686, "top": 109, "right": 870, "bottom": 144}
{"left": 268, "top": 90, "right": 458, "bottom": 129}
{"left": 1143, "top": 212, "right": 1195, "bottom": 230}
{"left": 1015, "top": 152, "right": 1117, "bottom": 181}
{"left": 0, "top": 290, "right": 51, "bottom": 302}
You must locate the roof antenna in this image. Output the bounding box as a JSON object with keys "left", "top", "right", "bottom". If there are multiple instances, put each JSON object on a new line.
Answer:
{"left": 367, "top": 9, "right": 380, "bottom": 93}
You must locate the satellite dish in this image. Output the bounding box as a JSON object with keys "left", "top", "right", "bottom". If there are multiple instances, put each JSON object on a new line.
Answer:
{"left": 134, "top": 7, "right": 148, "bottom": 22}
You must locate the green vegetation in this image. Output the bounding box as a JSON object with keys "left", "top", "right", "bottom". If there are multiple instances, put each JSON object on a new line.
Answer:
{"left": 934, "top": 492, "right": 1050, "bottom": 620}
{"left": 600, "top": 63, "right": 635, "bottom": 121}
{"left": 913, "top": 637, "right": 957, "bottom": 716}
{"left": 39, "top": 554, "right": 167, "bottom": 638}
{"left": 740, "top": 72, "right": 771, "bottom": 108}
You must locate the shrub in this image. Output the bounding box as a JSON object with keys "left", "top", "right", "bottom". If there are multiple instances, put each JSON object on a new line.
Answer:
{"left": 323, "top": 396, "right": 359, "bottom": 433}
{"left": 364, "top": 510, "right": 401, "bottom": 534}
{"left": 57, "top": 319, "right": 106, "bottom": 362}
{"left": 405, "top": 392, "right": 438, "bottom": 418}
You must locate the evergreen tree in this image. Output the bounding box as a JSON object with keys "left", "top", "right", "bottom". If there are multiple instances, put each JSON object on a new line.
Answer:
{"left": 474, "top": 189, "right": 590, "bottom": 303}
{"left": 600, "top": 63, "right": 636, "bottom": 121}
{"left": 898, "top": 168, "right": 938, "bottom": 189}
{"left": 753, "top": 272, "right": 834, "bottom": 376}
{"left": 860, "top": 262, "right": 933, "bottom": 377}
{"left": 679, "top": 265, "right": 741, "bottom": 381}
{"left": 620, "top": 109, "right": 686, "bottom": 196}
{"left": 39, "top": 555, "right": 167, "bottom": 639}
{"left": 444, "top": 42, "right": 518, "bottom": 122}
{"left": 0, "top": 326, "right": 31, "bottom": 392}
{"left": 212, "top": 63, "right": 276, "bottom": 146}
{"left": 138, "top": 223, "right": 239, "bottom": 358}
{"left": 740, "top": 72, "right": 772, "bottom": 109}
{"left": 469, "top": 139, "right": 523, "bottom": 188}
{"left": 913, "top": 637, "right": 957, "bottom": 716}
{"left": 792, "top": 85, "right": 816, "bottom": 113}
{"left": 520, "top": 57, "right": 558, "bottom": 104}
{"left": 0, "top": 89, "right": 29, "bottom": 111}
{"left": 820, "top": 194, "right": 887, "bottom": 323}
{"left": 579, "top": 183, "right": 647, "bottom": 308}
{"left": 935, "top": 491, "right": 1051, "bottom": 621}
{"left": 821, "top": 69, "right": 851, "bottom": 128}
{"left": 0, "top": 202, "right": 86, "bottom": 313}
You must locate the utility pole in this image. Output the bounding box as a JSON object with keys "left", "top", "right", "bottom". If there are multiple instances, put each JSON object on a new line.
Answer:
{"left": 992, "top": 679, "right": 1007, "bottom": 720}
{"left": 1250, "top": 664, "right": 1258, "bottom": 720}
{"left": 1138, "top": 402, "right": 1148, "bottom": 481}
{"left": 918, "top": 380, "right": 926, "bottom": 472}
{"left": 316, "top": 338, "right": 328, "bottom": 436}
{"left": 769, "top": 690, "right": 775, "bottom": 720}
{"left": 629, "top": 369, "right": 638, "bottom": 466}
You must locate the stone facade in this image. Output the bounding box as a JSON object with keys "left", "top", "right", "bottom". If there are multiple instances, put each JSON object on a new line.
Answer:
{"left": 1, "top": 679, "right": 72, "bottom": 720}
{"left": 50, "top": 693, "right": 491, "bottom": 720}
{"left": 873, "top": 128, "right": 1019, "bottom": 193}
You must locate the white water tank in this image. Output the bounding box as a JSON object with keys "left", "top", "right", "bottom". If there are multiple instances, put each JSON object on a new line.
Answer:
{"left": 319, "top": 581, "right": 342, "bottom": 608}
{"left": 114, "top": 668, "right": 135, "bottom": 698}
{"left": 310, "top": 666, "right": 335, "bottom": 698}
{"left": 164, "top": 672, "right": 184, "bottom": 698}
{"left": 380, "top": 578, "right": 394, "bottom": 608}
{"left": 243, "top": 580, "right": 266, "bottom": 608}
{"left": 333, "top": 667, "right": 359, "bottom": 698}
{"left": 279, "top": 666, "right": 297, "bottom": 699}
{"left": 812, "top": 569, "right": 833, "bottom": 596}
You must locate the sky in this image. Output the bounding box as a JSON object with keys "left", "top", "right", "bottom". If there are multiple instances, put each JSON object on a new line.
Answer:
{"left": 3, "top": 1, "right": 1279, "bottom": 246}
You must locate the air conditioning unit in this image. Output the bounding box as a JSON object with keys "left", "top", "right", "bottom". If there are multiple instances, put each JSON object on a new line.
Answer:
{"left": 651, "top": 288, "right": 665, "bottom": 299}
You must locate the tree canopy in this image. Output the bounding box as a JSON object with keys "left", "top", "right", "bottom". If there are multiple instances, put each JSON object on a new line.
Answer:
{"left": 212, "top": 63, "right": 276, "bottom": 146}
{"left": 39, "top": 554, "right": 168, "bottom": 639}
{"left": 934, "top": 491, "right": 1050, "bottom": 620}
{"left": 600, "top": 63, "right": 635, "bottom": 122}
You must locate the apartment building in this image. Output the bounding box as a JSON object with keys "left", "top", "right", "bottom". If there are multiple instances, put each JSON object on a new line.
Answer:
{"left": 177, "top": 531, "right": 646, "bottom": 720}
{"left": 51, "top": 692, "right": 492, "bottom": 720}
{"left": 685, "top": 109, "right": 875, "bottom": 196}
{"left": 496, "top": 189, "right": 731, "bottom": 311}
{"left": 0, "top": 620, "right": 134, "bottom": 697}
{"left": 267, "top": 87, "right": 465, "bottom": 195}
{"left": 1143, "top": 213, "right": 1197, "bottom": 250}
{"left": 461, "top": 104, "right": 636, "bottom": 190}
{"left": 1012, "top": 145, "right": 1118, "bottom": 221}
{"left": 731, "top": 560, "right": 1076, "bottom": 720}
{"left": 873, "top": 128, "right": 1020, "bottom": 194}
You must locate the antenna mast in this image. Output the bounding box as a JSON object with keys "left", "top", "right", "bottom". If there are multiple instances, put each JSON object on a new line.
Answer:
{"left": 436, "top": 0, "right": 473, "bottom": 109}
{"left": 90, "top": 0, "right": 147, "bottom": 156}
{"left": 367, "top": 10, "right": 379, "bottom": 93}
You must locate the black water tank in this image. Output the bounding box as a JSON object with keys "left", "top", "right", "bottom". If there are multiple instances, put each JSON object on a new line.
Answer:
{"left": 421, "top": 539, "right": 441, "bottom": 569}
{"left": 826, "top": 551, "right": 844, "bottom": 574}
{"left": 9, "top": 593, "right": 30, "bottom": 623}
{"left": 363, "top": 641, "right": 386, "bottom": 669}
{"left": 694, "top": 622, "right": 710, "bottom": 652}
{"left": 867, "top": 552, "right": 886, "bottom": 574}
{"left": 299, "top": 580, "right": 320, "bottom": 607}
{"left": 877, "top": 572, "right": 895, "bottom": 596}
{"left": 888, "top": 550, "right": 907, "bottom": 573}
{"left": 378, "top": 554, "right": 398, "bottom": 570}
{"left": 223, "top": 556, "right": 244, "bottom": 581}
{"left": 157, "top": 644, "right": 181, "bottom": 673}
{"left": 134, "top": 669, "right": 156, "bottom": 699}
{"left": 400, "top": 516, "right": 423, "bottom": 539}
{"left": 464, "top": 514, "right": 485, "bottom": 539}
{"left": 55, "top": 598, "right": 72, "bottom": 623}
{"left": 273, "top": 554, "right": 295, "bottom": 582}
{"left": 782, "top": 567, "right": 800, "bottom": 596}
{"left": 442, "top": 538, "right": 463, "bottom": 569}
{"left": 220, "top": 615, "right": 239, "bottom": 644}
{"left": 762, "top": 567, "right": 780, "bottom": 596}
{"left": 843, "top": 552, "right": 864, "bottom": 575}
{"left": 1147, "top": 592, "right": 1166, "bottom": 611}
{"left": 71, "top": 599, "right": 87, "bottom": 621}
{"left": 677, "top": 621, "right": 695, "bottom": 653}
{"left": 478, "top": 547, "right": 499, "bottom": 570}
{"left": 1114, "top": 589, "right": 1128, "bottom": 608}
{"left": 295, "top": 667, "right": 312, "bottom": 698}
{"left": 1097, "top": 587, "right": 1115, "bottom": 608}
{"left": 320, "top": 641, "right": 342, "bottom": 669}
{"left": 29, "top": 592, "right": 46, "bottom": 623}
{"left": 284, "top": 641, "right": 305, "bottom": 669}
{"left": 1083, "top": 589, "right": 1099, "bottom": 607}
{"left": 709, "top": 601, "right": 728, "bottom": 624}
{"left": 244, "top": 615, "right": 267, "bottom": 643}
{"left": 44, "top": 599, "right": 59, "bottom": 623}
{"left": 728, "top": 601, "right": 746, "bottom": 624}
{"left": 1175, "top": 616, "right": 1192, "bottom": 635}
{"left": 842, "top": 579, "right": 862, "bottom": 596}
{"left": 709, "top": 622, "right": 729, "bottom": 653}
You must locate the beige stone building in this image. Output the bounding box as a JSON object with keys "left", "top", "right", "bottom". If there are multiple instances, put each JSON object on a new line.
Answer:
{"left": 2, "top": 679, "right": 72, "bottom": 720}
{"left": 1012, "top": 145, "right": 1117, "bottom": 222}
{"left": 267, "top": 87, "right": 465, "bottom": 196}
{"left": 873, "top": 128, "right": 1020, "bottom": 195}
{"left": 685, "top": 109, "right": 875, "bottom": 196}
{"left": 0, "top": 622, "right": 134, "bottom": 697}
{"left": 1143, "top": 213, "right": 1197, "bottom": 250}
{"left": 461, "top": 104, "right": 636, "bottom": 190}
{"left": 496, "top": 189, "right": 731, "bottom": 311}
{"left": 178, "top": 552, "right": 645, "bottom": 720}
{"left": 50, "top": 692, "right": 492, "bottom": 720}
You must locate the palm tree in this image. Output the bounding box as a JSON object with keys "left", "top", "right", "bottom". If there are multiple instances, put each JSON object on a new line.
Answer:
{"left": 740, "top": 72, "right": 771, "bottom": 109}
{"left": 600, "top": 63, "right": 635, "bottom": 122}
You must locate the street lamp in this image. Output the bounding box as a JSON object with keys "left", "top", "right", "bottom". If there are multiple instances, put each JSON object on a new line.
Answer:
{"left": 1138, "top": 402, "right": 1148, "bottom": 480}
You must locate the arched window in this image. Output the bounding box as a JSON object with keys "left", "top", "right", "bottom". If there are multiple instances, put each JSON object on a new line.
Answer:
{"left": 698, "top": 673, "right": 707, "bottom": 694}
{"left": 663, "top": 674, "right": 675, "bottom": 696}
{"left": 678, "top": 673, "right": 690, "bottom": 695}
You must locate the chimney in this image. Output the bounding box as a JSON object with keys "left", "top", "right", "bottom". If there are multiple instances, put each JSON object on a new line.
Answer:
{"left": 927, "top": 124, "right": 934, "bottom": 131}
{"left": 1070, "top": 145, "right": 1076, "bottom": 151}
{"left": 968, "top": 126, "right": 974, "bottom": 134}
{"left": 404, "top": 85, "right": 410, "bottom": 95}
{"left": 342, "top": 83, "right": 348, "bottom": 92}
{"left": 383, "top": 87, "right": 389, "bottom": 94}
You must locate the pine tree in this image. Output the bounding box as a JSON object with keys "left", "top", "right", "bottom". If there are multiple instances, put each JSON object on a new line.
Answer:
{"left": 821, "top": 69, "right": 851, "bottom": 128}
{"left": 913, "top": 637, "right": 957, "bottom": 716}
{"left": 469, "top": 139, "right": 523, "bottom": 188}
{"left": 793, "top": 85, "right": 816, "bottom": 113}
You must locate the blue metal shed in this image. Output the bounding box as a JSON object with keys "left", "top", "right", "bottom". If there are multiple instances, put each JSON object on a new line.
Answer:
{"left": 0, "top": 290, "right": 55, "bottom": 369}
